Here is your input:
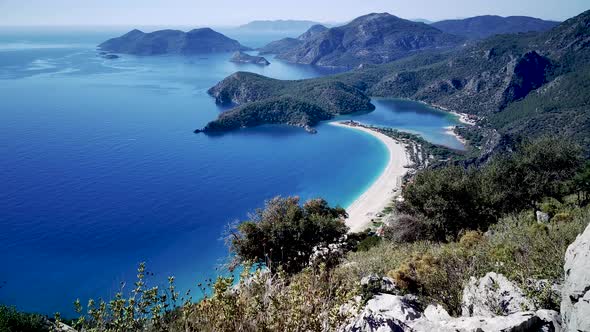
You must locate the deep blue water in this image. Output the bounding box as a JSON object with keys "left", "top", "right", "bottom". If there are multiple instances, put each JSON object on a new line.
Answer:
{"left": 0, "top": 28, "right": 462, "bottom": 315}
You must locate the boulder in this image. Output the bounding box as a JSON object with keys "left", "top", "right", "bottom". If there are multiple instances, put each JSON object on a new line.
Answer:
{"left": 361, "top": 274, "right": 399, "bottom": 294}
{"left": 342, "top": 297, "right": 557, "bottom": 332}
{"left": 341, "top": 294, "right": 421, "bottom": 331}
{"left": 56, "top": 322, "right": 78, "bottom": 332}
{"left": 536, "top": 211, "right": 550, "bottom": 223}
{"left": 535, "top": 309, "right": 562, "bottom": 332}
{"left": 462, "top": 272, "right": 535, "bottom": 317}
{"left": 561, "top": 222, "right": 590, "bottom": 332}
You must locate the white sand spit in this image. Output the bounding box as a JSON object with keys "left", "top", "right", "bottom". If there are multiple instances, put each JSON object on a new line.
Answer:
{"left": 329, "top": 122, "right": 411, "bottom": 233}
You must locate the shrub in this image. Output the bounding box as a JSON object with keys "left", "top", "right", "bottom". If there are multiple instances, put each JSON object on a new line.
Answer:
{"left": 356, "top": 236, "right": 381, "bottom": 252}
{"left": 383, "top": 214, "right": 429, "bottom": 243}
{"left": 338, "top": 206, "right": 590, "bottom": 314}
{"left": 400, "top": 137, "right": 583, "bottom": 241}
{"left": 552, "top": 212, "right": 573, "bottom": 223}
{"left": 0, "top": 305, "right": 48, "bottom": 332}
{"left": 229, "top": 196, "right": 348, "bottom": 274}
{"left": 539, "top": 198, "right": 562, "bottom": 217}
{"left": 184, "top": 265, "right": 357, "bottom": 332}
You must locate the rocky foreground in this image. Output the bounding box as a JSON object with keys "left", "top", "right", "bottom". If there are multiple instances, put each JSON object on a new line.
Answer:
{"left": 340, "top": 222, "right": 590, "bottom": 332}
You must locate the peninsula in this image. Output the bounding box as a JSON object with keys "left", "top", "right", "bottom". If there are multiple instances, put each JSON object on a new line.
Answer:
{"left": 196, "top": 72, "right": 374, "bottom": 133}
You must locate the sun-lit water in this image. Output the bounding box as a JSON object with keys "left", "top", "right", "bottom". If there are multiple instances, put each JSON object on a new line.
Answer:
{"left": 0, "top": 28, "right": 462, "bottom": 315}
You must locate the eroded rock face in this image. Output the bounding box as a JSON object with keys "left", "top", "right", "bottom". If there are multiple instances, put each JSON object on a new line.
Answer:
{"left": 561, "top": 222, "right": 590, "bottom": 332}
{"left": 461, "top": 272, "right": 536, "bottom": 317}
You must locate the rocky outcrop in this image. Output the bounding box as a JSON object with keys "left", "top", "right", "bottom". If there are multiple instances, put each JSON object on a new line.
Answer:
{"left": 276, "top": 13, "right": 464, "bottom": 67}
{"left": 462, "top": 272, "right": 536, "bottom": 317}
{"left": 561, "top": 222, "right": 590, "bottom": 332}
{"left": 229, "top": 51, "right": 270, "bottom": 65}
{"left": 341, "top": 294, "right": 559, "bottom": 332}
{"left": 98, "top": 28, "right": 250, "bottom": 55}
{"left": 361, "top": 274, "right": 399, "bottom": 295}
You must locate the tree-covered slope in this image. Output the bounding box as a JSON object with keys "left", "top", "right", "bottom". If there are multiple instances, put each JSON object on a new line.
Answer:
{"left": 199, "top": 72, "right": 374, "bottom": 133}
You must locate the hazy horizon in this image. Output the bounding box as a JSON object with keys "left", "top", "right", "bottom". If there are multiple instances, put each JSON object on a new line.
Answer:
{"left": 1, "top": 0, "right": 588, "bottom": 27}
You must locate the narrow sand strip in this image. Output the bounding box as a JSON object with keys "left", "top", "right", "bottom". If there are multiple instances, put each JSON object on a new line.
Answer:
{"left": 329, "top": 122, "right": 411, "bottom": 233}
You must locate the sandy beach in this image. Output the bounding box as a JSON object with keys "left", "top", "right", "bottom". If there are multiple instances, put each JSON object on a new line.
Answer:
{"left": 329, "top": 122, "right": 411, "bottom": 233}
{"left": 445, "top": 125, "right": 467, "bottom": 145}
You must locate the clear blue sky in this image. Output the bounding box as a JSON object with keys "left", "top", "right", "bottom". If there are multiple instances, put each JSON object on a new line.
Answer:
{"left": 1, "top": 0, "right": 588, "bottom": 26}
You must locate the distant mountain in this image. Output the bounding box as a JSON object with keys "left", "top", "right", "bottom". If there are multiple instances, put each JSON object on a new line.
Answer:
{"left": 431, "top": 15, "right": 560, "bottom": 39}
{"left": 411, "top": 18, "right": 433, "bottom": 24}
{"left": 238, "top": 20, "right": 321, "bottom": 32}
{"left": 275, "top": 13, "right": 465, "bottom": 67}
{"left": 98, "top": 28, "right": 250, "bottom": 55}
{"left": 205, "top": 9, "right": 590, "bottom": 153}
{"left": 258, "top": 24, "right": 328, "bottom": 55}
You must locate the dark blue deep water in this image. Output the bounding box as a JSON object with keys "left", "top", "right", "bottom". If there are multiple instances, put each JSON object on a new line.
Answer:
{"left": 0, "top": 28, "right": 462, "bottom": 315}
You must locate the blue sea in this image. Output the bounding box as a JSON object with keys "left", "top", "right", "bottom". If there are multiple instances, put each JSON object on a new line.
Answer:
{"left": 0, "top": 27, "right": 462, "bottom": 315}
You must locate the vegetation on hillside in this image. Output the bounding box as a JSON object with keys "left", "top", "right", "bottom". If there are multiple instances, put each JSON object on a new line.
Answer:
{"left": 400, "top": 137, "right": 582, "bottom": 241}
{"left": 201, "top": 73, "right": 374, "bottom": 133}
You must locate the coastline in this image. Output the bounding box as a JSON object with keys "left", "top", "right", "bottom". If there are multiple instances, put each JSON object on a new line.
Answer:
{"left": 329, "top": 121, "right": 411, "bottom": 233}
{"left": 445, "top": 125, "right": 467, "bottom": 145}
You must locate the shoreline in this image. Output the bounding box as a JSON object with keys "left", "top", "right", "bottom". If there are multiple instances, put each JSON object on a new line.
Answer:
{"left": 329, "top": 121, "right": 411, "bottom": 233}
{"left": 445, "top": 125, "right": 467, "bottom": 146}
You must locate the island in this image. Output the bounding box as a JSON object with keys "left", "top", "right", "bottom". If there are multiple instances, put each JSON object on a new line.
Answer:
{"left": 194, "top": 72, "right": 374, "bottom": 134}
{"left": 98, "top": 28, "right": 250, "bottom": 55}
{"left": 229, "top": 51, "right": 270, "bottom": 65}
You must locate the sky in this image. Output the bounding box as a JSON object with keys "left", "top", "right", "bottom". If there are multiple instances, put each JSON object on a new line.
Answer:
{"left": 1, "top": 0, "right": 588, "bottom": 26}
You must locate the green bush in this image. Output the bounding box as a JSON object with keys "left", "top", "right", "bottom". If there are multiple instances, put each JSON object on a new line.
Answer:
{"left": 229, "top": 196, "right": 348, "bottom": 274}
{"left": 338, "top": 206, "right": 590, "bottom": 314}
{"left": 0, "top": 305, "right": 48, "bottom": 332}
{"left": 356, "top": 235, "right": 381, "bottom": 252}
{"left": 400, "top": 137, "right": 583, "bottom": 241}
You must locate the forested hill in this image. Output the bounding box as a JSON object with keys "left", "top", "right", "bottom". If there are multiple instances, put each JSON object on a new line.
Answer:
{"left": 206, "top": 9, "right": 590, "bottom": 153}
{"left": 198, "top": 72, "right": 374, "bottom": 133}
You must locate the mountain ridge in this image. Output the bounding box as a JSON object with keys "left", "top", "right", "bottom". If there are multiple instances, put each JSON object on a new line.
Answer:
{"left": 274, "top": 12, "right": 465, "bottom": 67}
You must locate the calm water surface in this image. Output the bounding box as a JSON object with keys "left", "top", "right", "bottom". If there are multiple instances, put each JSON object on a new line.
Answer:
{"left": 0, "top": 28, "right": 462, "bottom": 315}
